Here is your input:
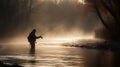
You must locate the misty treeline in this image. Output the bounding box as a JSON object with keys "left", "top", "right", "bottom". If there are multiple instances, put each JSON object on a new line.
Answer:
{"left": 87, "top": 0, "right": 120, "bottom": 41}
{"left": 0, "top": 0, "right": 32, "bottom": 38}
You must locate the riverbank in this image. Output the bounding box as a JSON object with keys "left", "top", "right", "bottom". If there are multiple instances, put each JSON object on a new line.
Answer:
{"left": 64, "top": 41, "right": 120, "bottom": 51}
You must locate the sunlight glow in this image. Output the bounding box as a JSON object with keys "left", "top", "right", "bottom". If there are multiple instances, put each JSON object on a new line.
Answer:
{"left": 56, "top": 0, "right": 62, "bottom": 4}
{"left": 78, "top": 0, "right": 86, "bottom": 5}
{"left": 38, "top": 0, "right": 86, "bottom": 5}
{"left": 38, "top": 36, "right": 95, "bottom": 44}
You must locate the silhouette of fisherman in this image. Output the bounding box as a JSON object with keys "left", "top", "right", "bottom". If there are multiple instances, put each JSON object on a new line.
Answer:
{"left": 28, "top": 29, "right": 43, "bottom": 49}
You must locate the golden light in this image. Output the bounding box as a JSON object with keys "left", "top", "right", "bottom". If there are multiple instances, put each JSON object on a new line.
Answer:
{"left": 38, "top": 36, "right": 95, "bottom": 44}
{"left": 56, "top": 0, "right": 62, "bottom": 4}
{"left": 78, "top": 0, "right": 86, "bottom": 4}
{"left": 38, "top": 0, "right": 86, "bottom": 5}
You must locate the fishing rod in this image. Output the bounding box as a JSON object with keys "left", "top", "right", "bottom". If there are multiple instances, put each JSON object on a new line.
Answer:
{"left": 39, "top": 32, "right": 46, "bottom": 39}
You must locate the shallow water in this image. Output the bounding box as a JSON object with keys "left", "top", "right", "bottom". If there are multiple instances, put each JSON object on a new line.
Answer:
{"left": 0, "top": 43, "right": 120, "bottom": 67}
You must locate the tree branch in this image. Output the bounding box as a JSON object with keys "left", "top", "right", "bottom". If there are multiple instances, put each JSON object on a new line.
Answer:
{"left": 100, "top": 0, "right": 120, "bottom": 25}
{"left": 93, "top": 1, "right": 110, "bottom": 31}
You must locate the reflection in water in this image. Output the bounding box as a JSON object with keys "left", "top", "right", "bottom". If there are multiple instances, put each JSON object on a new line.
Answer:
{"left": 0, "top": 43, "right": 120, "bottom": 67}
{"left": 112, "top": 51, "right": 120, "bottom": 67}
{"left": 83, "top": 50, "right": 120, "bottom": 67}
{"left": 29, "top": 48, "right": 35, "bottom": 56}
{"left": 29, "top": 48, "right": 36, "bottom": 67}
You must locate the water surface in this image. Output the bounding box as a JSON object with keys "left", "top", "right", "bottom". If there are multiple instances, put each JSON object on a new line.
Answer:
{"left": 0, "top": 43, "right": 120, "bottom": 67}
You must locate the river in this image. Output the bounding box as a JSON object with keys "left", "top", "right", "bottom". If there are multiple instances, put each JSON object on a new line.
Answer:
{"left": 0, "top": 42, "right": 120, "bottom": 67}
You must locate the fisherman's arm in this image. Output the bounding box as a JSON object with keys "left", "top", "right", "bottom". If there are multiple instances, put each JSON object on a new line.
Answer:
{"left": 36, "top": 36, "right": 43, "bottom": 39}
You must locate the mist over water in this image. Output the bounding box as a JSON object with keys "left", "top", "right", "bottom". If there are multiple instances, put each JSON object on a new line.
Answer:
{"left": 0, "top": 0, "right": 99, "bottom": 43}
{"left": 0, "top": 1, "right": 120, "bottom": 67}
{"left": 0, "top": 42, "right": 119, "bottom": 67}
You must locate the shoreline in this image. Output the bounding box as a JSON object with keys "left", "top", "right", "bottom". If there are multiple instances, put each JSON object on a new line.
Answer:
{"left": 64, "top": 41, "right": 120, "bottom": 51}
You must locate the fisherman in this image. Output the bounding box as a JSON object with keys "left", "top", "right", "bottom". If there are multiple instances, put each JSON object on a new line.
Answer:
{"left": 28, "top": 29, "right": 43, "bottom": 49}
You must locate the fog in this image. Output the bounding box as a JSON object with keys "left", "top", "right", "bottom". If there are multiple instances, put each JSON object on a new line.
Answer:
{"left": 0, "top": 0, "right": 99, "bottom": 43}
